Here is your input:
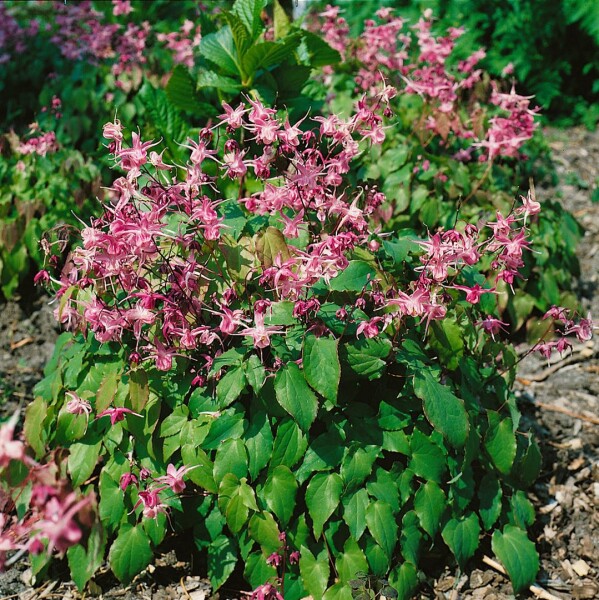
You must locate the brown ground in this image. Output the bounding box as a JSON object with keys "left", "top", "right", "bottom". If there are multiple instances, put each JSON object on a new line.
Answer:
{"left": 0, "top": 126, "right": 597, "bottom": 600}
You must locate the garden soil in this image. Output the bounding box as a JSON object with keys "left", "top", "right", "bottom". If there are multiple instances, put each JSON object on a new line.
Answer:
{"left": 0, "top": 126, "right": 597, "bottom": 600}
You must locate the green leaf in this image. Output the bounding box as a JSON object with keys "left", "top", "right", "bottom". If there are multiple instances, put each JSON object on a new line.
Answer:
{"left": 214, "top": 438, "right": 248, "bottom": 482}
{"left": 243, "top": 35, "right": 302, "bottom": 77}
{"left": 270, "top": 418, "right": 307, "bottom": 469}
{"left": 99, "top": 471, "right": 125, "bottom": 532}
{"left": 364, "top": 535, "right": 390, "bottom": 576}
{"left": 413, "top": 371, "right": 469, "bottom": 448}
{"left": 274, "top": 0, "right": 291, "bottom": 39}
{"left": 249, "top": 511, "right": 281, "bottom": 554}
{"left": 343, "top": 337, "right": 392, "bottom": 380}
{"left": 200, "top": 27, "right": 242, "bottom": 77}
{"left": 166, "top": 65, "right": 200, "bottom": 114}
{"left": 305, "top": 472, "right": 343, "bottom": 537}
{"left": 389, "top": 562, "right": 419, "bottom": 600}
{"left": 232, "top": 0, "right": 267, "bottom": 40}
{"left": 68, "top": 440, "right": 102, "bottom": 488}
{"left": 441, "top": 514, "right": 480, "bottom": 569}
{"left": 300, "top": 545, "right": 330, "bottom": 599}
{"left": 208, "top": 535, "right": 238, "bottom": 590}
{"left": 516, "top": 433, "right": 542, "bottom": 487}
{"left": 492, "top": 526, "right": 539, "bottom": 593}
{"left": 303, "top": 334, "right": 340, "bottom": 404}
{"left": 128, "top": 368, "right": 149, "bottom": 413}
{"left": 509, "top": 491, "right": 535, "bottom": 529}
{"left": 478, "top": 474, "right": 503, "bottom": 530}
{"left": 274, "top": 363, "right": 318, "bottom": 431}
{"left": 300, "top": 30, "right": 341, "bottom": 67}
{"left": 109, "top": 524, "right": 152, "bottom": 584}
{"left": 336, "top": 538, "right": 368, "bottom": 584}
{"left": 341, "top": 445, "right": 379, "bottom": 491}
{"left": 264, "top": 466, "right": 297, "bottom": 526}
{"left": 138, "top": 83, "right": 187, "bottom": 146}
{"left": 24, "top": 397, "right": 47, "bottom": 457}
{"left": 245, "top": 354, "right": 266, "bottom": 394}
{"left": 428, "top": 317, "right": 464, "bottom": 371}
{"left": 342, "top": 488, "right": 369, "bottom": 541}
{"left": 409, "top": 429, "right": 447, "bottom": 483}
{"left": 329, "top": 260, "right": 376, "bottom": 292}
{"left": 413, "top": 481, "right": 446, "bottom": 538}
{"left": 400, "top": 511, "right": 422, "bottom": 565}
{"left": 216, "top": 366, "right": 247, "bottom": 408}
{"left": 365, "top": 501, "right": 397, "bottom": 558}
{"left": 323, "top": 583, "right": 353, "bottom": 600}
{"left": 159, "top": 406, "right": 189, "bottom": 438}
{"left": 295, "top": 428, "right": 345, "bottom": 484}
{"left": 245, "top": 551, "right": 277, "bottom": 589}
{"left": 67, "top": 523, "right": 105, "bottom": 591}
{"left": 197, "top": 70, "right": 242, "bottom": 94}
{"left": 485, "top": 412, "right": 516, "bottom": 474}
{"left": 256, "top": 226, "right": 291, "bottom": 268}
{"left": 245, "top": 410, "right": 273, "bottom": 479}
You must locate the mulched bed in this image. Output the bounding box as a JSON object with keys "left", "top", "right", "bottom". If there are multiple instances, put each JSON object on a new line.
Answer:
{"left": 0, "top": 126, "right": 597, "bottom": 599}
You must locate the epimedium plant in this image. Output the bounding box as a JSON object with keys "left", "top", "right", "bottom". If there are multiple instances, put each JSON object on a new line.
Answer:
{"left": 2, "top": 75, "right": 594, "bottom": 598}
{"left": 309, "top": 6, "right": 584, "bottom": 336}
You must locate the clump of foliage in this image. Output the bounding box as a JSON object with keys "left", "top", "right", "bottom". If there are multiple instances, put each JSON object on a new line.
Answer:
{"left": 2, "top": 70, "right": 593, "bottom": 599}
{"left": 311, "top": 0, "right": 599, "bottom": 127}
{"left": 308, "top": 6, "right": 583, "bottom": 335}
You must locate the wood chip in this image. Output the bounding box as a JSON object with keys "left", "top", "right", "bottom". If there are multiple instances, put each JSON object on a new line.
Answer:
{"left": 10, "top": 336, "right": 34, "bottom": 350}
{"left": 572, "top": 560, "right": 591, "bottom": 577}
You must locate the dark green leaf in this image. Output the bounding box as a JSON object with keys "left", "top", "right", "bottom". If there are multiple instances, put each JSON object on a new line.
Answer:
{"left": 109, "top": 524, "right": 152, "bottom": 584}
{"left": 413, "top": 371, "right": 469, "bottom": 448}
{"left": 201, "top": 27, "right": 242, "bottom": 77}
{"left": 274, "top": 363, "right": 318, "bottom": 431}
{"left": 409, "top": 429, "right": 447, "bottom": 483}
{"left": 300, "top": 545, "right": 330, "bottom": 598}
{"left": 485, "top": 412, "right": 516, "bottom": 474}
{"left": 303, "top": 334, "right": 340, "bottom": 404}
{"left": 68, "top": 439, "right": 102, "bottom": 488}
{"left": 270, "top": 418, "right": 307, "bottom": 469}
{"left": 442, "top": 513, "right": 480, "bottom": 569}
{"left": 305, "top": 472, "right": 343, "bottom": 537}
{"left": 342, "top": 488, "right": 369, "bottom": 541}
{"left": 344, "top": 337, "right": 392, "bottom": 380}
{"left": 214, "top": 438, "right": 248, "bottom": 482}
{"left": 478, "top": 474, "right": 503, "bottom": 530}
{"left": 329, "top": 260, "right": 376, "bottom": 292}
{"left": 208, "top": 535, "right": 238, "bottom": 590}
{"left": 336, "top": 538, "right": 368, "bottom": 584}
{"left": 365, "top": 501, "right": 397, "bottom": 558}
{"left": 413, "top": 481, "right": 446, "bottom": 538}
{"left": 216, "top": 366, "right": 247, "bottom": 408}
{"left": 232, "top": 0, "right": 267, "bottom": 40}
{"left": 492, "top": 526, "right": 539, "bottom": 593}
{"left": 264, "top": 465, "right": 297, "bottom": 526}
{"left": 389, "top": 562, "right": 418, "bottom": 600}
{"left": 301, "top": 30, "right": 341, "bottom": 67}
{"left": 249, "top": 511, "right": 281, "bottom": 554}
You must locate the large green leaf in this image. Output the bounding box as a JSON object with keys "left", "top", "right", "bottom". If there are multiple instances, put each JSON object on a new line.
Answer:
{"left": 109, "top": 524, "right": 153, "bottom": 584}
{"left": 343, "top": 337, "right": 392, "bottom": 380}
{"left": 249, "top": 511, "right": 281, "bottom": 554}
{"left": 214, "top": 438, "right": 248, "bottom": 482}
{"left": 428, "top": 317, "right": 464, "bottom": 370}
{"left": 264, "top": 465, "right": 297, "bottom": 526}
{"left": 409, "top": 429, "right": 447, "bottom": 483}
{"left": 413, "top": 481, "right": 446, "bottom": 538}
{"left": 67, "top": 523, "right": 105, "bottom": 591}
{"left": 305, "top": 472, "right": 343, "bottom": 537}
{"left": 484, "top": 412, "right": 516, "bottom": 474}
{"left": 389, "top": 562, "right": 419, "bottom": 600}
{"left": 300, "top": 30, "right": 341, "bottom": 67}
{"left": 243, "top": 35, "right": 302, "bottom": 77}
{"left": 166, "top": 65, "right": 200, "bottom": 114}
{"left": 99, "top": 471, "right": 125, "bottom": 532}
{"left": 342, "top": 488, "right": 369, "bottom": 541}
{"left": 300, "top": 545, "right": 330, "bottom": 599}
{"left": 336, "top": 538, "right": 368, "bottom": 584}
{"left": 208, "top": 535, "right": 238, "bottom": 590}
{"left": 492, "top": 526, "right": 539, "bottom": 593}
{"left": 24, "top": 397, "right": 48, "bottom": 457}
{"left": 201, "top": 27, "right": 242, "bottom": 77}
{"left": 413, "top": 371, "right": 469, "bottom": 448}
{"left": 274, "top": 363, "right": 318, "bottom": 431}
{"left": 270, "top": 418, "right": 307, "bottom": 469}
{"left": 232, "top": 0, "right": 267, "bottom": 40}
{"left": 329, "top": 260, "right": 376, "bottom": 292}
{"left": 441, "top": 513, "right": 480, "bottom": 569}
{"left": 245, "top": 410, "right": 273, "bottom": 479}
{"left": 68, "top": 439, "right": 102, "bottom": 488}
{"left": 478, "top": 474, "right": 503, "bottom": 530}
{"left": 365, "top": 501, "right": 397, "bottom": 558}
{"left": 303, "top": 334, "right": 340, "bottom": 404}
{"left": 216, "top": 366, "right": 247, "bottom": 408}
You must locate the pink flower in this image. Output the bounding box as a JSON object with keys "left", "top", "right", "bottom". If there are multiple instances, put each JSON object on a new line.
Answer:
{"left": 96, "top": 407, "right": 142, "bottom": 426}
{"left": 238, "top": 311, "right": 284, "bottom": 349}
{"left": 65, "top": 392, "right": 92, "bottom": 417}
{"left": 155, "top": 463, "right": 193, "bottom": 494}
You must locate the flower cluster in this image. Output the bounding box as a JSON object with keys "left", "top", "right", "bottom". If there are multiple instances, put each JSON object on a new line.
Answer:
{"left": 316, "top": 6, "right": 538, "bottom": 161}
{"left": 0, "top": 414, "right": 91, "bottom": 568}
{"left": 39, "top": 86, "right": 578, "bottom": 395}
